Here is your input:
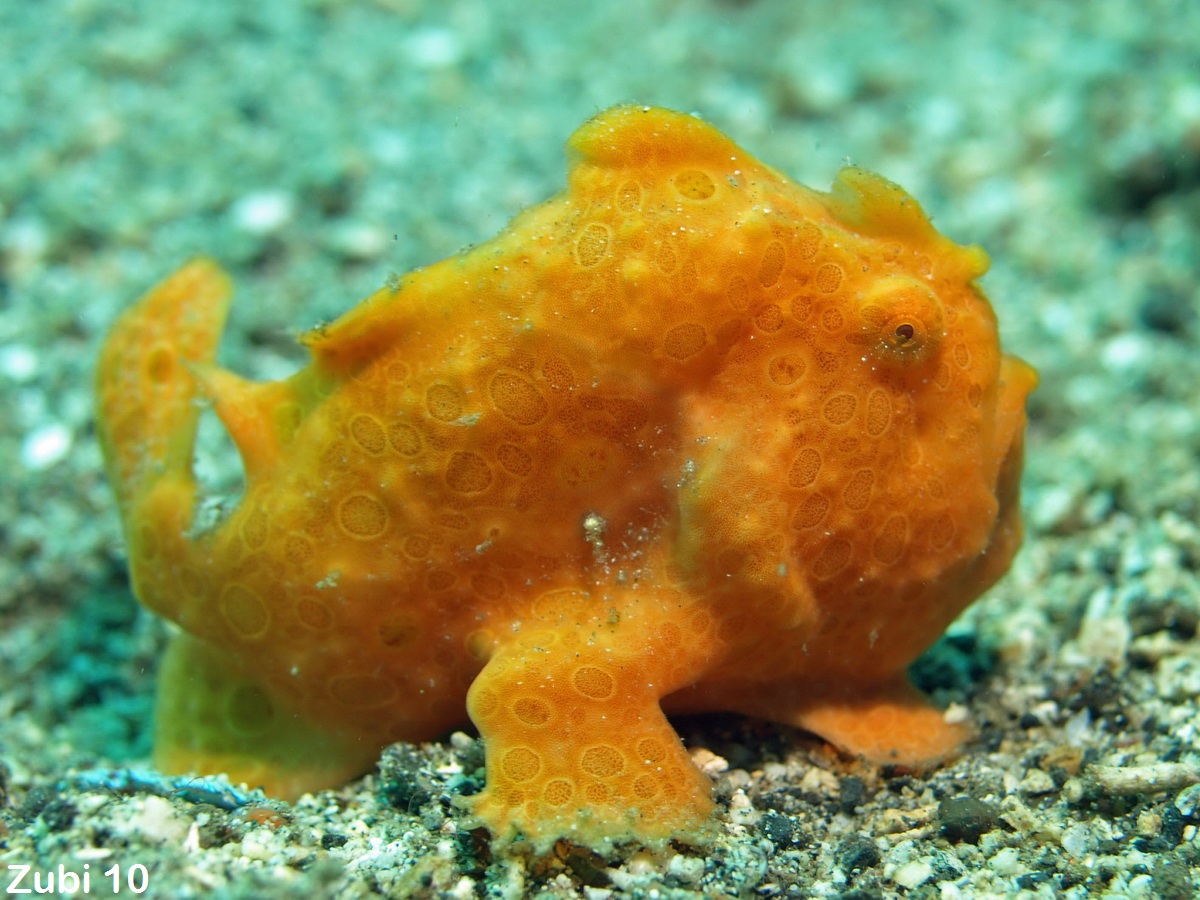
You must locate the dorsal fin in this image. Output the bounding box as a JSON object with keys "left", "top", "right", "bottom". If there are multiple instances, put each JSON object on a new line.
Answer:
{"left": 306, "top": 107, "right": 746, "bottom": 377}
{"left": 826, "top": 167, "right": 938, "bottom": 242}
{"left": 299, "top": 281, "right": 413, "bottom": 378}
{"left": 825, "top": 167, "right": 989, "bottom": 281}
{"left": 566, "top": 106, "right": 742, "bottom": 178}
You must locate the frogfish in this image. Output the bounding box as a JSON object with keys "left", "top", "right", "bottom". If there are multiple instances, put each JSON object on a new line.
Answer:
{"left": 96, "top": 105, "right": 1036, "bottom": 851}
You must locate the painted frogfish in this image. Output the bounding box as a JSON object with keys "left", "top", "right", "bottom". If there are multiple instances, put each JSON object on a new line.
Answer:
{"left": 96, "top": 105, "right": 1036, "bottom": 851}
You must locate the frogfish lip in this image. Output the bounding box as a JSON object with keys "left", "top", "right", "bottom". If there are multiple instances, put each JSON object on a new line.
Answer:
{"left": 997, "top": 354, "right": 1038, "bottom": 463}
{"left": 984, "top": 353, "right": 1038, "bottom": 563}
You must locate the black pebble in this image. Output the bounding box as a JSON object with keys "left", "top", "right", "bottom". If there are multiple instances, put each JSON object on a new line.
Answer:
{"left": 839, "top": 775, "right": 867, "bottom": 814}
{"left": 1138, "top": 287, "right": 1196, "bottom": 336}
{"left": 837, "top": 834, "right": 881, "bottom": 872}
{"left": 760, "top": 811, "right": 795, "bottom": 845}
{"left": 321, "top": 832, "right": 349, "bottom": 850}
{"left": 40, "top": 798, "right": 78, "bottom": 832}
{"left": 938, "top": 796, "right": 1000, "bottom": 844}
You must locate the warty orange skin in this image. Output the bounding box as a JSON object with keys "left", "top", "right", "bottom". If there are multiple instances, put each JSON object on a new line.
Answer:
{"left": 96, "top": 105, "right": 1036, "bottom": 852}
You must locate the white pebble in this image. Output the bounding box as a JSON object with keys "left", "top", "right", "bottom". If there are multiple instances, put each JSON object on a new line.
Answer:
{"left": 239, "top": 828, "right": 275, "bottom": 860}
{"left": 21, "top": 422, "right": 71, "bottom": 470}
{"left": 130, "top": 795, "right": 190, "bottom": 844}
{"left": 327, "top": 220, "right": 388, "bottom": 261}
{"left": 1176, "top": 782, "right": 1200, "bottom": 816}
{"left": 666, "top": 854, "right": 704, "bottom": 884}
{"left": 1064, "top": 708, "right": 1092, "bottom": 746}
{"left": 1076, "top": 615, "right": 1131, "bottom": 666}
{"left": 1101, "top": 332, "right": 1149, "bottom": 371}
{"left": 1020, "top": 768, "right": 1057, "bottom": 796}
{"left": 943, "top": 702, "right": 969, "bottom": 725}
{"left": 2, "top": 217, "right": 49, "bottom": 271}
{"left": 1029, "top": 483, "right": 1078, "bottom": 531}
{"left": 231, "top": 189, "right": 295, "bottom": 235}
{"left": 728, "top": 789, "right": 759, "bottom": 826}
{"left": 891, "top": 859, "right": 934, "bottom": 889}
{"left": 403, "top": 27, "right": 464, "bottom": 70}
{"left": 988, "top": 847, "right": 1024, "bottom": 876}
{"left": 691, "top": 747, "right": 728, "bottom": 775}
{"left": 1060, "top": 821, "right": 1094, "bottom": 858}
{"left": 0, "top": 344, "right": 37, "bottom": 382}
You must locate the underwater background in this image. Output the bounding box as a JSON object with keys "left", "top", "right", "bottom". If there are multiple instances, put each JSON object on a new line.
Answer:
{"left": 2, "top": 0, "right": 1198, "bottom": 896}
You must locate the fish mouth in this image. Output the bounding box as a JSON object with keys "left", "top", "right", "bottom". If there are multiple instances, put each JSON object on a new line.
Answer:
{"left": 995, "top": 354, "right": 1038, "bottom": 477}
{"left": 980, "top": 353, "right": 1038, "bottom": 576}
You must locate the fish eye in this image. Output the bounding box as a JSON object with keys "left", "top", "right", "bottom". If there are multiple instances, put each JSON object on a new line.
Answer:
{"left": 858, "top": 278, "right": 944, "bottom": 364}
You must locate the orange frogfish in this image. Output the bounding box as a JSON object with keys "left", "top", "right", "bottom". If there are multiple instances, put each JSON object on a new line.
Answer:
{"left": 96, "top": 105, "right": 1036, "bottom": 851}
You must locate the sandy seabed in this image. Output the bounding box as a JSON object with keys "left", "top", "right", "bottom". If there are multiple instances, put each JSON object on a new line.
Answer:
{"left": 2, "top": 1, "right": 1199, "bottom": 896}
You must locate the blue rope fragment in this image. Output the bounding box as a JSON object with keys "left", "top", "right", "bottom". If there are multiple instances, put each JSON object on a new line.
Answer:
{"left": 64, "top": 768, "right": 269, "bottom": 810}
